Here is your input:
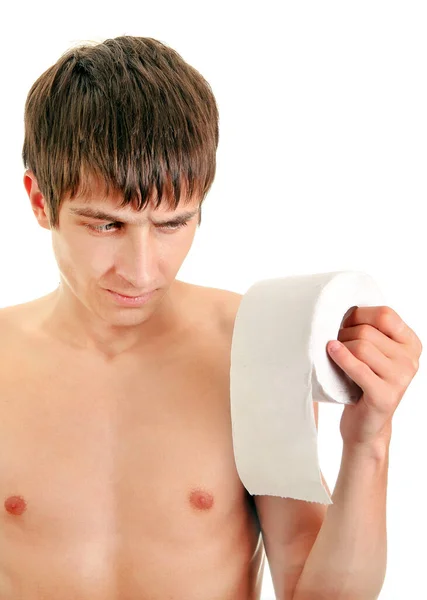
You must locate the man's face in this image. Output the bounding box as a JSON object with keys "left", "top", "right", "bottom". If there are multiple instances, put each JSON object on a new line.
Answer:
{"left": 26, "top": 171, "right": 201, "bottom": 328}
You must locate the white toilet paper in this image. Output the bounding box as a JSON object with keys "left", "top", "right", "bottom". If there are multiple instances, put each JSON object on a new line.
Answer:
{"left": 230, "top": 270, "right": 386, "bottom": 504}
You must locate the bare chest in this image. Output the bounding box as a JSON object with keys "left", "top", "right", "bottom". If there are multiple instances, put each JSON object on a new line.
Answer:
{"left": 0, "top": 326, "right": 263, "bottom": 598}
{"left": 0, "top": 331, "right": 247, "bottom": 534}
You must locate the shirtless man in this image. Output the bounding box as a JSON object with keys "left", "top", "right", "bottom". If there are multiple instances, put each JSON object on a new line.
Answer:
{"left": 2, "top": 35, "right": 421, "bottom": 600}
{"left": 0, "top": 35, "right": 277, "bottom": 599}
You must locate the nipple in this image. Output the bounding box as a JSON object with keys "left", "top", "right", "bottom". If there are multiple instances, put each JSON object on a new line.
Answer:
{"left": 189, "top": 489, "right": 214, "bottom": 511}
{"left": 4, "top": 495, "right": 27, "bottom": 515}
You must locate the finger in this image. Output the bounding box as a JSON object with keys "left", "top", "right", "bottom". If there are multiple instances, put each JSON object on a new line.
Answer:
{"left": 342, "top": 305, "right": 417, "bottom": 347}
{"left": 337, "top": 324, "right": 398, "bottom": 360}
{"left": 330, "top": 338, "right": 392, "bottom": 381}
{"left": 327, "top": 339, "right": 384, "bottom": 397}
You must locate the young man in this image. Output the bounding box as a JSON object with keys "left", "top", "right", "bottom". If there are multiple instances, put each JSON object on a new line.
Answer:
{"left": 0, "top": 35, "right": 273, "bottom": 599}
{"left": 1, "top": 35, "right": 421, "bottom": 600}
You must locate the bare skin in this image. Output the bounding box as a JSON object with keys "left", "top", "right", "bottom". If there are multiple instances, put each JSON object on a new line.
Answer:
{"left": 0, "top": 280, "right": 265, "bottom": 599}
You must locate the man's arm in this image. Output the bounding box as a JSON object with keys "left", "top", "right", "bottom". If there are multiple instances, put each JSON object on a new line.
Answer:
{"left": 292, "top": 437, "right": 389, "bottom": 600}
{"left": 254, "top": 402, "right": 330, "bottom": 600}
{"left": 257, "top": 483, "right": 329, "bottom": 600}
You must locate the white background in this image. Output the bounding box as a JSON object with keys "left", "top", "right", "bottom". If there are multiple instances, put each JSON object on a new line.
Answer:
{"left": 1, "top": 1, "right": 426, "bottom": 598}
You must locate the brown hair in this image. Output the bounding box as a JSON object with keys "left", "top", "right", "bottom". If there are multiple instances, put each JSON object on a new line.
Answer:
{"left": 22, "top": 36, "right": 220, "bottom": 229}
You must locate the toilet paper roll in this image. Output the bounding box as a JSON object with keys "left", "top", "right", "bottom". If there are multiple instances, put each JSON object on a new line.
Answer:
{"left": 230, "top": 270, "right": 386, "bottom": 504}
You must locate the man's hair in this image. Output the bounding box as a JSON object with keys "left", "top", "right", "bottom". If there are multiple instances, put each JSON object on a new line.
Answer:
{"left": 22, "top": 36, "right": 219, "bottom": 229}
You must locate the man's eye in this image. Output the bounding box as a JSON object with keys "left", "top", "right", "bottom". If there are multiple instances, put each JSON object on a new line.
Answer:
{"left": 85, "top": 223, "right": 122, "bottom": 233}
{"left": 85, "top": 221, "right": 189, "bottom": 234}
{"left": 161, "top": 221, "right": 189, "bottom": 231}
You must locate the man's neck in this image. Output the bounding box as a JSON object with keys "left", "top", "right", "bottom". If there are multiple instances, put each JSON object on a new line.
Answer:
{"left": 35, "top": 281, "right": 185, "bottom": 361}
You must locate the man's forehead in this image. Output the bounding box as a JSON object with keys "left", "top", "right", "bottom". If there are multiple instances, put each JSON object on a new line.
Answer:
{"left": 70, "top": 174, "right": 199, "bottom": 214}
{"left": 74, "top": 194, "right": 178, "bottom": 212}
{"left": 66, "top": 187, "right": 200, "bottom": 225}
{"left": 67, "top": 204, "right": 200, "bottom": 226}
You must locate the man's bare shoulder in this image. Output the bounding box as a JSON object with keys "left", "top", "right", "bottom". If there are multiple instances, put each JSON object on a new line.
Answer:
{"left": 181, "top": 281, "right": 242, "bottom": 338}
{"left": 0, "top": 296, "right": 45, "bottom": 337}
{"left": 0, "top": 302, "right": 25, "bottom": 335}
{"left": 194, "top": 284, "right": 243, "bottom": 338}
{"left": 0, "top": 299, "right": 42, "bottom": 364}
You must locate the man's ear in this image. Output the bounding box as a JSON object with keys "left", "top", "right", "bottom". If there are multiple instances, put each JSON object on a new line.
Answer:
{"left": 23, "top": 170, "right": 51, "bottom": 231}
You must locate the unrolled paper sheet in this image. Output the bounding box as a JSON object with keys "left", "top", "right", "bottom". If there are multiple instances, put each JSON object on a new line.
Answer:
{"left": 230, "top": 271, "right": 386, "bottom": 504}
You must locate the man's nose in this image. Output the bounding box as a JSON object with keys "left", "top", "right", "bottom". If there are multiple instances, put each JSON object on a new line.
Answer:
{"left": 116, "top": 229, "right": 159, "bottom": 284}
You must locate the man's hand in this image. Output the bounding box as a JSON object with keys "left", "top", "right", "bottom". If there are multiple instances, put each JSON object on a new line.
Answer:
{"left": 326, "top": 305, "right": 423, "bottom": 447}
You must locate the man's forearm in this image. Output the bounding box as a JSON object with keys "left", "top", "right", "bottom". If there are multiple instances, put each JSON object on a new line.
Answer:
{"left": 292, "top": 439, "right": 390, "bottom": 600}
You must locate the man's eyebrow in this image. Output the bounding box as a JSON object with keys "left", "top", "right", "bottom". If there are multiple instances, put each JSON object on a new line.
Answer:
{"left": 68, "top": 206, "right": 199, "bottom": 225}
